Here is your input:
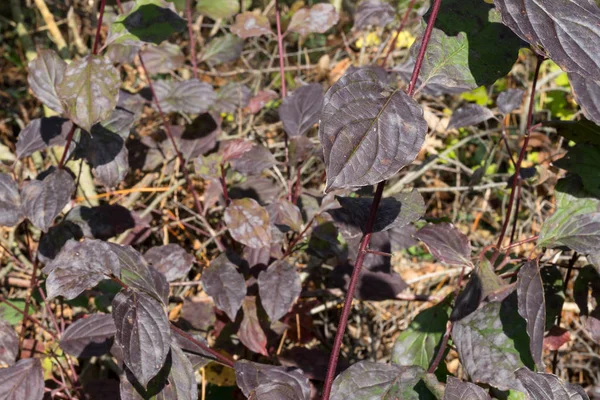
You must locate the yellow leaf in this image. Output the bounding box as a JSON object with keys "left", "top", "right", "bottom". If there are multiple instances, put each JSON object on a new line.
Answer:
{"left": 204, "top": 361, "right": 237, "bottom": 386}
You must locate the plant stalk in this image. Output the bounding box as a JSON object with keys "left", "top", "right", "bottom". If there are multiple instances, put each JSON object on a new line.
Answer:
{"left": 381, "top": 0, "right": 417, "bottom": 68}
{"left": 185, "top": 0, "right": 199, "bottom": 80}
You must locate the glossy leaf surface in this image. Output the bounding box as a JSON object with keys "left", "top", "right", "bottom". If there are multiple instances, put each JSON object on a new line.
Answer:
{"left": 144, "top": 244, "right": 194, "bottom": 282}
{"left": 224, "top": 198, "right": 272, "bottom": 248}
{"left": 60, "top": 314, "right": 116, "bottom": 358}
{"left": 234, "top": 360, "right": 310, "bottom": 400}
{"left": 279, "top": 84, "right": 324, "bottom": 137}
{"left": 153, "top": 78, "right": 216, "bottom": 114}
{"left": 0, "top": 173, "right": 23, "bottom": 227}
{"left": 27, "top": 49, "right": 67, "bottom": 113}
{"left": 16, "top": 117, "right": 72, "bottom": 159}
{"left": 517, "top": 261, "right": 545, "bottom": 370}
{"left": 515, "top": 367, "right": 590, "bottom": 400}
{"left": 258, "top": 262, "right": 301, "bottom": 321}
{"left": 443, "top": 377, "right": 491, "bottom": 400}
{"left": 415, "top": 223, "right": 472, "bottom": 267}
{"left": 238, "top": 297, "right": 268, "bottom": 356}
{"left": 0, "top": 358, "right": 44, "bottom": 400}
{"left": 201, "top": 253, "right": 246, "bottom": 320}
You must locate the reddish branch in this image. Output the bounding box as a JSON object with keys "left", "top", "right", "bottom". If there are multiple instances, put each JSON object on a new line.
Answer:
{"left": 381, "top": 0, "right": 418, "bottom": 67}
{"left": 321, "top": 2, "right": 444, "bottom": 398}
{"left": 170, "top": 324, "right": 235, "bottom": 368}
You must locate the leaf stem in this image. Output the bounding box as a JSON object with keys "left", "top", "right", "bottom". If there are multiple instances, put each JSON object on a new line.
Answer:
{"left": 381, "top": 0, "right": 417, "bottom": 68}
{"left": 494, "top": 55, "right": 544, "bottom": 254}
{"left": 185, "top": 0, "right": 199, "bottom": 80}
{"left": 274, "top": 0, "right": 287, "bottom": 99}
{"left": 91, "top": 0, "right": 107, "bottom": 56}
{"left": 321, "top": 1, "right": 443, "bottom": 397}
{"left": 170, "top": 324, "right": 235, "bottom": 369}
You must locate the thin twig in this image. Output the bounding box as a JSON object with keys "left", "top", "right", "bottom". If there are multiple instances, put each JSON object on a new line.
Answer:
{"left": 170, "top": 324, "right": 235, "bottom": 368}
{"left": 185, "top": 0, "right": 199, "bottom": 80}
{"left": 380, "top": 0, "right": 417, "bottom": 67}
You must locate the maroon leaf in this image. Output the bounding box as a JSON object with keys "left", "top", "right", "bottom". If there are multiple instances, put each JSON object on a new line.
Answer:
{"left": 0, "top": 320, "right": 18, "bottom": 366}
{"left": 59, "top": 314, "right": 116, "bottom": 358}
{"left": 170, "top": 327, "right": 212, "bottom": 369}
{"left": 319, "top": 67, "right": 427, "bottom": 191}
{"left": 221, "top": 139, "right": 254, "bottom": 161}
{"left": 0, "top": 358, "right": 44, "bottom": 400}
{"left": 21, "top": 167, "right": 75, "bottom": 232}
{"left": 238, "top": 297, "right": 268, "bottom": 356}
{"left": 234, "top": 359, "right": 311, "bottom": 400}
{"left": 415, "top": 223, "right": 472, "bottom": 266}
{"left": 443, "top": 377, "right": 491, "bottom": 400}
{"left": 153, "top": 78, "right": 216, "bottom": 114}
{"left": 0, "top": 173, "right": 23, "bottom": 228}
{"left": 230, "top": 12, "right": 272, "bottom": 38}
{"left": 112, "top": 289, "right": 171, "bottom": 387}
{"left": 354, "top": 0, "right": 395, "bottom": 29}
{"left": 515, "top": 367, "right": 589, "bottom": 400}
{"left": 543, "top": 326, "right": 571, "bottom": 351}
{"left": 266, "top": 199, "right": 303, "bottom": 232}
{"left": 201, "top": 253, "right": 246, "bottom": 321}
{"left": 214, "top": 83, "right": 251, "bottom": 113}
{"left": 287, "top": 3, "right": 339, "bottom": 36}
{"left": 447, "top": 104, "right": 495, "bottom": 130}
{"left": 258, "top": 262, "right": 301, "bottom": 321}
{"left": 181, "top": 298, "right": 216, "bottom": 331}
{"left": 230, "top": 145, "right": 276, "bottom": 175}
{"left": 568, "top": 72, "right": 600, "bottom": 126}
{"left": 517, "top": 260, "right": 545, "bottom": 370}
{"left": 497, "top": 88, "right": 524, "bottom": 114}
{"left": 27, "top": 49, "right": 67, "bottom": 114}
{"left": 16, "top": 117, "right": 72, "bottom": 159}
{"left": 144, "top": 244, "right": 194, "bottom": 282}
{"left": 279, "top": 83, "right": 324, "bottom": 138}
{"left": 246, "top": 89, "right": 278, "bottom": 114}
{"left": 43, "top": 239, "right": 121, "bottom": 300}
{"left": 289, "top": 136, "right": 314, "bottom": 165}
{"left": 224, "top": 198, "right": 272, "bottom": 248}
{"left": 278, "top": 347, "right": 349, "bottom": 381}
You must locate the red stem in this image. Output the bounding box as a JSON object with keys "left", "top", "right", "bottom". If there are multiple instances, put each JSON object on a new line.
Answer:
{"left": 58, "top": 125, "right": 76, "bottom": 169}
{"left": 92, "top": 0, "right": 107, "bottom": 55}
{"left": 170, "top": 324, "right": 235, "bottom": 368}
{"left": 321, "top": 2, "right": 444, "bottom": 397}
{"left": 494, "top": 56, "right": 544, "bottom": 252}
{"left": 274, "top": 0, "right": 287, "bottom": 98}
{"left": 185, "top": 0, "right": 199, "bottom": 80}
{"left": 381, "top": 0, "right": 417, "bottom": 68}
{"left": 220, "top": 163, "right": 230, "bottom": 205}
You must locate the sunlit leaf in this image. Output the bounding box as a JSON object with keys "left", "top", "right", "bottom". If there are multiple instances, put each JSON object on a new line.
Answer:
{"left": 196, "top": 0, "right": 239, "bottom": 19}
{"left": 171, "top": 327, "right": 212, "bottom": 369}
{"left": 0, "top": 320, "right": 18, "bottom": 366}
{"left": 514, "top": 367, "right": 590, "bottom": 400}
{"left": 181, "top": 298, "right": 215, "bottom": 331}
{"left": 21, "top": 167, "right": 75, "bottom": 232}
{"left": 16, "top": 117, "right": 72, "bottom": 159}
{"left": 201, "top": 253, "right": 246, "bottom": 320}
{"left": 199, "top": 34, "right": 244, "bottom": 66}
{"left": 279, "top": 83, "right": 324, "bottom": 138}
{"left": 59, "top": 314, "right": 116, "bottom": 358}
{"left": 139, "top": 42, "right": 185, "bottom": 75}
{"left": 224, "top": 198, "right": 272, "bottom": 248}
{"left": 112, "top": 289, "right": 171, "bottom": 387}
{"left": 43, "top": 239, "right": 121, "bottom": 300}
{"left": 319, "top": 67, "right": 427, "bottom": 191}
{"left": 353, "top": 0, "right": 395, "bottom": 29}
{"left": 266, "top": 199, "right": 303, "bottom": 232}
{"left": 0, "top": 173, "right": 23, "bottom": 227}
{"left": 0, "top": 359, "right": 44, "bottom": 400}
{"left": 287, "top": 3, "right": 339, "bottom": 36}
{"left": 443, "top": 377, "right": 491, "bottom": 400}
{"left": 77, "top": 129, "right": 128, "bottom": 188}
{"left": 230, "top": 12, "right": 272, "bottom": 38}
{"left": 144, "top": 244, "right": 194, "bottom": 282}
{"left": 238, "top": 297, "right": 268, "bottom": 356}
{"left": 230, "top": 145, "right": 276, "bottom": 175}
{"left": 258, "top": 261, "right": 301, "bottom": 322}
{"left": 497, "top": 88, "right": 524, "bottom": 114}
{"left": 568, "top": 73, "right": 600, "bottom": 126}
{"left": 415, "top": 223, "right": 472, "bottom": 267}
{"left": 153, "top": 78, "right": 216, "bottom": 114}
{"left": 234, "top": 359, "right": 311, "bottom": 400}
{"left": 27, "top": 49, "right": 66, "bottom": 114}
{"left": 56, "top": 55, "right": 120, "bottom": 132}
{"left": 447, "top": 104, "right": 495, "bottom": 130}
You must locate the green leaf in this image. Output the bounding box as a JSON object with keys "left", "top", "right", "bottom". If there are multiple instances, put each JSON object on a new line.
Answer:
{"left": 0, "top": 300, "right": 32, "bottom": 326}
{"left": 199, "top": 34, "right": 244, "bottom": 66}
{"left": 56, "top": 55, "right": 120, "bottom": 132}
{"left": 196, "top": 0, "right": 239, "bottom": 20}
{"left": 391, "top": 298, "right": 450, "bottom": 369}
{"left": 108, "top": 0, "right": 185, "bottom": 46}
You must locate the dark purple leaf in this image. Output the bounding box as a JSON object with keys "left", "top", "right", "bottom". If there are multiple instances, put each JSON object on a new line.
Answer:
{"left": 230, "top": 12, "right": 272, "bottom": 38}
{"left": 153, "top": 79, "right": 216, "bottom": 114}
{"left": 199, "top": 34, "right": 244, "bottom": 66}
{"left": 60, "top": 314, "right": 116, "bottom": 358}
{"left": 56, "top": 55, "right": 120, "bottom": 132}
{"left": 568, "top": 73, "right": 600, "bottom": 126}
{"left": 517, "top": 261, "right": 545, "bottom": 370}
{"left": 0, "top": 358, "right": 44, "bottom": 400}
{"left": 515, "top": 367, "right": 590, "bottom": 400}
{"left": 258, "top": 262, "right": 301, "bottom": 321}
{"left": 178, "top": 113, "right": 220, "bottom": 160}
{"left": 230, "top": 145, "right": 276, "bottom": 175}
{"left": 64, "top": 204, "right": 136, "bottom": 240}
{"left": 229, "top": 176, "right": 280, "bottom": 204}
{"left": 451, "top": 259, "right": 504, "bottom": 321}
{"left": 221, "top": 139, "right": 254, "bottom": 161}
{"left": 0, "top": 320, "right": 18, "bottom": 366}
{"left": 21, "top": 167, "right": 75, "bottom": 232}
{"left": 289, "top": 135, "right": 314, "bottom": 165}
{"left": 497, "top": 88, "right": 524, "bottom": 114}
{"left": 112, "top": 288, "right": 171, "bottom": 387}
{"left": 266, "top": 199, "right": 303, "bottom": 232}
{"left": 332, "top": 264, "right": 408, "bottom": 301}
{"left": 279, "top": 83, "right": 324, "bottom": 138}
{"left": 27, "top": 49, "right": 66, "bottom": 114}
{"left": 37, "top": 222, "right": 83, "bottom": 264}
{"left": 238, "top": 297, "right": 268, "bottom": 356}
{"left": 287, "top": 3, "right": 339, "bottom": 36}
{"left": 181, "top": 298, "right": 215, "bottom": 331}
{"left": 144, "top": 244, "right": 194, "bottom": 282}
{"left": 214, "top": 83, "right": 251, "bottom": 114}
{"left": 443, "top": 377, "right": 491, "bottom": 400}
{"left": 278, "top": 347, "right": 349, "bottom": 381}
{"left": 78, "top": 129, "right": 128, "bottom": 188}
{"left": 108, "top": 243, "right": 169, "bottom": 305}
{"left": 139, "top": 42, "right": 184, "bottom": 75}
{"left": 224, "top": 198, "right": 272, "bottom": 248}
{"left": 201, "top": 253, "right": 246, "bottom": 320}
{"left": 16, "top": 117, "right": 72, "bottom": 159}
{"left": 389, "top": 224, "right": 419, "bottom": 251}
{"left": 354, "top": 0, "right": 395, "bottom": 29}
{"left": 171, "top": 327, "right": 212, "bottom": 369}
{"left": 334, "top": 189, "right": 424, "bottom": 233}
{"left": 234, "top": 359, "right": 310, "bottom": 400}
{"left": 574, "top": 266, "right": 600, "bottom": 317}
{"left": 415, "top": 223, "right": 472, "bottom": 267}
{"left": 0, "top": 173, "right": 23, "bottom": 227}
{"left": 495, "top": 0, "right": 600, "bottom": 79}
{"left": 452, "top": 292, "right": 532, "bottom": 392}
{"left": 587, "top": 308, "right": 600, "bottom": 344}
{"left": 319, "top": 67, "right": 427, "bottom": 191}
{"left": 43, "top": 239, "right": 121, "bottom": 300}
{"left": 448, "top": 104, "right": 495, "bottom": 130}
{"left": 330, "top": 362, "right": 438, "bottom": 400}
